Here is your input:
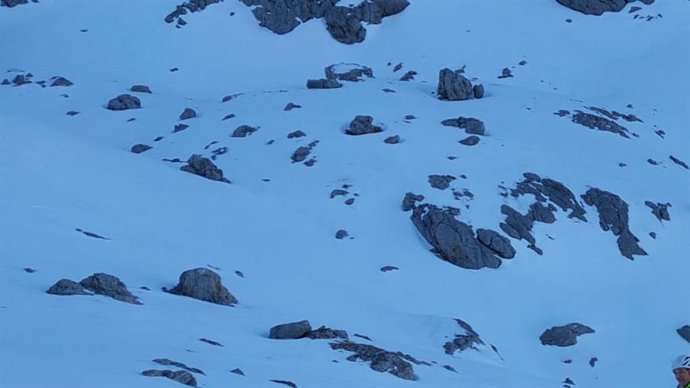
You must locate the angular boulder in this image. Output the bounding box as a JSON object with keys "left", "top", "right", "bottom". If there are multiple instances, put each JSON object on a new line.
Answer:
{"left": 346, "top": 115, "right": 382, "bottom": 135}
{"left": 168, "top": 268, "right": 237, "bottom": 306}
{"left": 540, "top": 323, "right": 595, "bottom": 347}
{"left": 180, "top": 155, "right": 230, "bottom": 183}
{"left": 106, "top": 94, "right": 141, "bottom": 111}
{"left": 269, "top": 320, "right": 312, "bottom": 339}
{"left": 47, "top": 279, "right": 91, "bottom": 296}
{"left": 437, "top": 68, "right": 483, "bottom": 101}
{"left": 79, "top": 273, "right": 141, "bottom": 304}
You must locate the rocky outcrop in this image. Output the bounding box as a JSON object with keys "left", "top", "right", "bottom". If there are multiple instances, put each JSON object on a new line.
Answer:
{"left": 571, "top": 111, "right": 630, "bottom": 138}
{"left": 677, "top": 325, "right": 690, "bottom": 343}
{"left": 444, "top": 319, "right": 485, "bottom": 355}
{"left": 325, "top": 7, "right": 367, "bottom": 44}
{"left": 47, "top": 279, "right": 91, "bottom": 296}
{"left": 180, "top": 155, "right": 230, "bottom": 183}
{"left": 582, "top": 188, "right": 646, "bottom": 259}
{"left": 428, "top": 175, "right": 455, "bottom": 190}
{"left": 306, "top": 78, "right": 342, "bottom": 89}
{"left": 164, "top": 0, "right": 223, "bottom": 27}
{"left": 556, "top": 0, "right": 654, "bottom": 16}
{"left": 167, "top": 268, "right": 238, "bottom": 305}
{"left": 401, "top": 192, "right": 424, "bottom": 211}
{"left": 540, "top": 323, "right": 595, "bottom": 347}
{"left": 645, "top": 201, "right": 671, "bottom": 221}
{"left": 79, "top": 273, "right": 141, "bottom": 304}
{"left": 330, "top": 340, "right": 420, "bottom": 380}
{"left": 346, "top": 115, "right": 382, "bottom": 135}
{"left": 106, "top": 94, "right": 141, "bottom": 111}
{"left": 269, "top": 320, "right": 312, "bottom": 339}
{"left": 325, "top": 63, "right": 373, "bottom": 82}
{"left": 437, "top": 68, "right": 484, "bottom": 101}
{"left": 142, "top": 369, "right": 197, "bottom": 387}
{"left": 441, "top": 117, "right": 486, "bottom": 135}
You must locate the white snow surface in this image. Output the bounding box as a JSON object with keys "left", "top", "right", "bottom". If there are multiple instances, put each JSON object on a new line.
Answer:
{"left": 1, "top": 1, "right": 689, "bottom": 387}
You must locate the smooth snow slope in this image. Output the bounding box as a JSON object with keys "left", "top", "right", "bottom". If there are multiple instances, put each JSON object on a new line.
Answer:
{"left": 1, "top": 1, "right": 689, "bottom": 387}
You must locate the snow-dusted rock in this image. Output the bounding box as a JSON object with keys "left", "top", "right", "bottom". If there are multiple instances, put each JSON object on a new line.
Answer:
{"left": 106, "top": 94, "right": 141, "bottom": 111}
{"left": 269, "top": 320, "right": 312, "bottom": 339}
{"left": 79, "top": 273, "right": 141, "bottom": 305}
{"left": 539, "top": 323, "right": 595, "bottom": 347}
{"left": 168, "top": 268, "right": 237, "bottom": 306}
{"left": 180, "top": 155, "right": 230, "bottom": 183}
{"left": 47, "top": 279, "right": 90, "bottom": 296}
{"left": 346, "top": 115, "right": 382, "bottom": 135}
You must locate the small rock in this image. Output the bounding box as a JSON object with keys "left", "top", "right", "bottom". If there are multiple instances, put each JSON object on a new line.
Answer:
{"left": 380, "top": 266, "right": 398, "bottom": 272}
{"left": 269, "top": 320, "right": 312, "bottom": 339}
{"left": 459, "top": 136, "right": 480, "bottom": 146}
{"left": 50, "top": 77, "right": 73, "bottom": 87}
{"left": 284, "top": 102, "right": 302, "bottom": 111}
{"left": 142, "top": 370, "right": 197, "bottom": 387}
{"left": 230, "top": 368, "right": 245, "bottom": 376}
{"left": 384, "top": 135, "right": 400, "bottom": 144}
{"left": 23, "top": 268, "right": 36, "bottom": 273}
{"left": 131, "top": 144, "right": 152, "bottom": 154}
{"left": 231, "top": 125, "right": 258, "bottom": 137}
{"left": 179, "top": 108, "right": 197, "bottom": 120}
{"left": 47, "top": 279, "right": 91, "bottom": 296}
{"left": 404, "top": 115, "right": 416, "bottom": 120}
{"left": 153, "top": 359, "right": 205, "bottom": 375}
{"left": 678, "top": 325, "right": 690, "bottom": 343}
{"left": 519, "top": 60, "right": 527, "bottom": 65}
{"left": 307, "top": 79, "right": 342, "bottom": 89}
{"left": 199, "top": 338, "right": 223, "bottom": 347}
{"left": 66, "top": 111, "right": 80, "bottom": 116}
{"left": 130, "top": 85, "right": 151, "bottom": 93}
{"left": 346, "top": 115, "right": 382, "bottom": 136}
{"left": 498, "top": 68, "right": 513, "bottom": 78}
{"left": 106, "top": 94, "right": 141, "bottom": 111}
{"left": 344, "top": 198, "right": 355, "bottom": 205}
{"left": 287, "top": 130, "right": 306, "bottom": 138}
{"left": 222, "top": 114, "right": 235, "bottom": 121}
{"left": 335, "top": 229, "right": 349, "bottom": 239}
{"left": 270, "top": 380, "right": 297, "bottom": 388}
{"left": 428, "top": 174, "right": 455, "bottom": 190}
{"left": 589, "top": 357, "right": 598, "bottom": 367}
{"left": 400, "top": 71, "right": 417, "bottom": 81}
{"left": 180, "top": 155, "right": 230, "bottom": 183}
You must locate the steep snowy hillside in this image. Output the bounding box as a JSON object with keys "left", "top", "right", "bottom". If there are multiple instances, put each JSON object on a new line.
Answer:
{"left": 1, "top": 1, "right": 688, "bottom": 388}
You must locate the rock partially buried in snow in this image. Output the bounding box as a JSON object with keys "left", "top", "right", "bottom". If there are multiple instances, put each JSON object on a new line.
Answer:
{"left": 130, "top": 144, "right": 152, "bottom": 154}
{"left": 442, "top": 117, "right": 486, "bottom": 135}
{"left": 325, "top": 63, "right": 373, "bottom": 82}
{"left": 106, "top": 94, "right": 141, "bottom": 111}
{"left": 179, "top": 108, "right": 197, "bottom": 120}
{"left": 444, "top": 319, "right": 485, "bottom": 355}
{"left": 168, "top": 268, "right": 238, "bottom": 306}
{"left": 556, "top": 0, "right": 655, "bottom": 16}
{"left": 459, "top": 135, "right": 480, "bottom": 146}
{"left": 437, "top": 68, "right": 484, "bottom": 101}
{"left": 269, "top": 320, "right": 312, "bottom": 339}
{"left": 142, "top": 369, "right": 197, "bottom": 387}
{"left": 677, "top": 325, "right": 690, "bottom": 343}
{"left": 329, "top": 340, "right": 420, "bottom": 381}
{"left": 47, "top": 279, "right": 91, "bottom": 296}
{"left": 231, "top": 125, "right": 258, "bottom": 137}
{"left": 539, "top": 323, "right": 595, "bottom": 347}
{"left": 50, "top": 76, "right": 73, "bottom": 87}
{"left": 79, "top": 273, "right": 141, "bottom": 304}
{"left": 130, "top": 84, "right": 151, "bottom": 93}
{"left": 346, "top": 115, "right": 382, "bottom": 135}
{"left": 180, "top": 155, "right": 230, "bottom": 183}
{"left": 307, "top": 78, "right": 342, "bottom": 89}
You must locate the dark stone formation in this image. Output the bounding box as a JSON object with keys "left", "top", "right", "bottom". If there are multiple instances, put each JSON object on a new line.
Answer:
{"left": 180, "top": 155, "right": 230, "bottom": 183}
{"left": 79, "top": 273, "right": 141, "bottom": 304}
{"left": 174, "top": 124, "right": 189, "bottom": 133}
{"left": 428, "top": 175, "right": 456, "bottom": 190}
{"left": 582, "top": 188, "right": 647, "bottom": 259}
{"left": 306, "top": 78, "right": 342, "bottom": 89}
{"left": 677, "top": 325, "right": 690, "bottom": 343}
{"left": 325, "top": 63, "right": 373, "bottom": 81}
{"left": 130, "top": 85, "right": 151, "bottom": 93}
{"left": 231, "top": 125, "right": 258, "bottom": 137}
{"left": 287, "top": 130, "right": 306, "bottom": 138}
{"left": 384, "top": 135, "right": 400, "bottom": 144}
{"left": 269, "top": 320, "right": 312, "bottom": 339}
{"left": 498, "top": 68, "right": 513, "bottom": 78}
{"left": 164, "top": 0, "right": 223, "bottom": 25}
{"left": 473, "top": 84, "right": 485, "bottom": 99}
{"left": 670, "top": 155, "right": 689, "bottom": 170}
{"left": 131, "top": 144, "right": 152, "bottom": 154}
{"left": 437, "top": 68, "right": 483, "bottom": 101}
{"left": 330, "top": 189, "right": 349, "bottom": 199}
{"left": 411, "top": 204, "right": 510, "bottom": 269}
{"left": 306, "top": 325, "right": 349, "bottom": 340}
{"left": 330, "top": 340, "right": 420, "bottom": 381}
{"left": 153, "top": 359, "right": 205, "bottom": 375}
{"left": 443, "top": 319, "right": 485, "bottom": 355}
{"left": 644, "top": 201, "right": 671, "bottom": 221}
{"left": 291, "top": 146, "right": 311, "bottom": 163}
{"left": 442, "top": 117, "right": 486, "bottom": 136}
{"left": 47, "top": 279, "right": 91, "bottom": 296}
{"left": 400, "top": 71, "right": 417, "bottom": 81}
{"left": 459, "top": 136, "right": 480, "bottom": 146}
{"left": 510, "top": 173, "right": 587, "bottom": 221}
{"left": 570, "top": 111, "right": 630, "bottom": 138}
{"left": 556, "top": 0, "right": 655, "bottom": 16}
{"left": 555, "top": 110, "right": 570, "bottom": 117}
{"left": 401, "top": 192, "right": 424, "bottom": 211}
{"left": 586, "top": 106, "right": 642, "bottom": 122}
{"left": 179, "top": 108, "right": 197, "bottom": 120}
{"left": 270, "top": 380, "right": 297, "bottom": 388}
{"left": 335, "top": 229, "right": 349, "bottom": 239}
{"left": 284, "top": 102, "right": 302, "bottom": 111}
{"left": 167, "top": 268, "right": 237, "bottom": 305}
{"left": 539, "top": 323, "right": 595, "bottom": 347}
{"left": 12, "top": 74, "right": 32, "bottom": 86}
{"left": 106, "top": 94, "right": 141, "bottom": 111}
{"left": 142, "top": 369, "right": 197, "bottom": 387}
{"left": 50, "top": 77, "right": 73, "bottom": 87}
{"left": 230, "top": 368, "right": 245, "bottom": 376}
{"left": 199, "top": 338, "right": 223, "bottom": 346}
{"left": 380, "top": 266, "right": 399, "bottom": 272}
{"left": 346, "top": 115, "right": 382, "bottom": 135}
{"left": 476, "top": 229, "right": 516, "bottom": 259}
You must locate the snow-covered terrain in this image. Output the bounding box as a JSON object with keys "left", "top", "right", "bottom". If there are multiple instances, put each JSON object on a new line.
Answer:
{"left": 1, "top": 1, "right": 688, "bottom": 387}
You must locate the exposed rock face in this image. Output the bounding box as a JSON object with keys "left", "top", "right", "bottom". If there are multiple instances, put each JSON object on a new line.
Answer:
{"left": 540, "top": 323, "right": 595, "bottom": 347}
{"left": 269, "top": 320, "right": 312, "bottom": 339}
{"left": 411, "top": 204, "right": 511, "bottom": 269}
{"left": 179, "top": 108, "right": 197, "bottom": 120}
{"left": 346, "top": 115, "right": 382, "bottom": 135}
{"left": 164, "top": 0, "right": 223, "bottom": 26}
{"left": 1, "top": 0, "right": 37, "bottom": 8}
{"left": 645, "top": 201, "right": 671, "bottom": 221}
{"left": 153, "top": 359, "right": 205, "bottom": 375}
{"left": 306, "top": 325, "right": 349, "bottom": 340}
{"left": 330, "top": 341, "right": 420, "bottom": 381}
{"left": 428, "top": 175, "right": 455, "bottom": 190}
{"left": 444, "top": 319, "right": 485, "bottom": 355}
{"left": 130, "top": 84, "right": 151, "bottom": 93}
{"left": 47, "top": 279, "right": 91, "bottom": 296}
{"left": 571, "top": 111, "right": 630, "bottom": 138}
{"left": 556, "top": 0, "right": 654, "bottom": 16}
{"left": 130, "top": 144, "right": 152, "bottom": 154}
{"left": 677, "top": 325, "right": 690, "bottom": 343}
{"left": 168, "top": 268, "right": 238, "bottom": 305}
{"left": 476, "top": 229, "right": 516, "bottom": 259}
{"left": 442, "top": 117, "right": 486, "bottom": 135}
{"left": 106, "top": 94, "right": 141, "bottom": 111}
{"left": 50, "top": 77, "right": 73, "bottom": 87}
{"left": 79, "top": 273, "right": 141, "bottom": 304}
{"left": 437, "top": 68, "right": 484, "bottom": 101}
{"left": 325, "top": 63, "right": 373, "bottom": 82}
{"left": 142, "top": 369, "right": 197, "bottom": 387}
{"left": 325, "top": 7, "right": 367, "bottom": 44}
{"left": 511, "top": 173, "right": 587, "bottom": 221}
{"left": 401, "top": 192, "right": 424, "bottom": 211}
{"left": 180, "top": 155, "right": 230, "bottom": 183}
{"left": 582, "top": 188, "right": 646, "bottom": 259}
{"left": 306, "top": 78, "right": 342, "bottom": 89}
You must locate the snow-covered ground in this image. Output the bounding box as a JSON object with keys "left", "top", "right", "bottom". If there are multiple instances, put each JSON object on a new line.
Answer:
{"left": 1, "top": 1, "right": 688, "bottom": 387}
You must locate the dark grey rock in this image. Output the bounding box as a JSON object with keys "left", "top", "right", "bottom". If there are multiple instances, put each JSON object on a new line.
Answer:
{"left": 130, "top": 85, "right": 151, "bottom": 93}
{"left": 677, "top": 325, "right": 690, "bottom": 343}
{"left": 373, "top": 0, "right": 410, "bottom": 17}
{"left": 270, "top": 380, "right": 297, "bottom": 388}
{"left": 647, "top": 158, "right": 659, "bottom": 165}
{"left": 589, "top": 357, "right": 598, "bottom": 367}
{"left": 644, "top": 201, "right": 671, "bottom": 221}
{"left": 344, "top": 198, "right": 355, "bottom": 205}
{"left": 402, "top": 192, "right": 424, "bottom": 211}
{"left": 555, "top": 110, "right": 571, "bottom": 117}
{"left": 442, "top": 117, "right": 486, "bottom": 135}
{"left": 582, "top": 188, "right": 647, "bottom": 259}
{"left": 306, "top": 78, "right": 342, "bottom": 89}
{"left": 131, "top": 144, "right": 152, "bottom": 154}
{"left": 539, "top": 323, "right": 595, "bottom": 347}
{"left": 179, "top": 108, "right": 197, "bottom": 120}
{"left": 168, "top": 268, "right": 237, "bottom": 305}
{"left": 221, "top": 93, "right": 242, "bottom": 102}
{"left": 287, "top": 130, "right": 306, "bottom": 138}
{"left": 384, "top": 135, "right": 400, "bottom": 144}
{"left": 670, "top": 155, "right": 689, "bottom": 170}
{"left": 106, "top": 94, "right": 141, "bottom": 111}
{"left": 304, "top": 159, "right": 316, "bottom": 167}
{"left": 649, "top": 231, "right": 657, "bottom": 239}
{"left": 511, "top": 173, "right": 587, "bottom": 221}
{"left": 476, "top": 229, "right": 516, "bottom": 259}
{"left": 443, "top": 365, "right": 457, "bottom": 372}
{"left": 325, "top": 63, "right": 373, "bottom": 81}
{"left": 222, "top": 114, "right": 236, "bottom": 121}
{"left": 404, "top": 114, "right": 416, "bottom": 120}
{"left": 199, "top": 338, "right": 223, "bottom": 346}
{"left": 400, "top": 71, "right": 417, "bottom": 81}
{"left": 556, "top": 0, "right": 653, "bottom": 16}
{"left": 79, "top": 273, "right": 141, "bottom": 304}
{"left": 325, "top": 6, "right": 366, "bottom": 44}
{"left": 269, "top": 320, "right": 312, "bottom": 339}
{"left": 330, "top": 189, "right": 349, "bottom": 198}
{"left": 498, "top": 68, "right": 513, "bottom": 78}
{"left": 472, "top": 84, "right": 484, "bottom": 99}
{"left": 181, "top": 155, "right": 230, "bottom": 183}
{"left": 291, "top": 146, "right": 311, "bottom": 163}
{"left": 174, "top": 124, "right": 189, "bottom": 133}
{"left": 444, "top": 319, "right": 484, "bottom": 355}
{"left": 47, "top": 279, "right": 91, "bottom": 296}
{"left": 1, "top": 0, "right": 37, "bottom": 8}
{"left": 153, "top": 359, "right": 205, "bottom": 375}
{"left": 428, "top": 175, "right": 455, "bottom": 190}
{"left": 346, "top": 115, "right": 382, "bottom": 136}
{"left": 50, "top": 77, "right": 73, "bottom": 87}
{"left": 380, "top": 266, "right": 398, "bottom": 272}
{"left": 142, "top": 369, "right": 197, "bottom": 387}
{"left": 571, "top": 111, "right": 630, "bottom": 138}
{"left": 306, "top": 325, "right": 348, "bottom": 340}
{"left": 164, "top": 0, "right": 223, "bottom": 26}
{"left": 23, "top": 268, "right": 36, "bottom": 273}
{"left": 230, "top": 368, "right": 245, "bottom": 376}
{"left": 12, "top": 74, "right": 31, "bottom": 86}
{"left": 1, "top": 79, "right": 10, "bottom": 85}
{"left": 335, "top": 229, "right": 349, "bottom": 239}
{"left": 393, "top": 63, "right": 403, "bottom": 72}
{"left": 284, "top": 102, "right": 302, "bottom": 111}
{"left": 329, "top": 341, "right": 419, "bottom": 381}
{"left": 437, "top": 68, "right": 477, "bottom": 101}
{"left": 66, "top": 111, "right": 79, "bottom": 116}
{"left": 231, "top": 125, "right": 258, "bottom": 137}
{"left": 459, "top": 136, "right": 480, "bottom": 146}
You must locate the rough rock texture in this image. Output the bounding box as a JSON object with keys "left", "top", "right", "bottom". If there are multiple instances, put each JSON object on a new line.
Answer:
{"left": 288, "top": 130, "right": 306, "bottom": 138}
{"left": 401, "top": 192, "right": 424, "bottom": 211}
{"left": 164, "top": 0, "right": 223, "bottom": 26}
{"left": 1, "top": 0, "right": 37, "bottom": 8}
{"left": 428, "top": 175, "right": 455, "bottom": 190}
{"left": 644, "top": 201, "right": 671, "bottom": 221}
{"left": 106, "top": 94, "right": 141, "bottom": 111}
{"left": 284, "top": 102, "right": 302, "bottom": 111}
{"left": 291, "top": 146, "right": 311, "bottom": 163}
{"left": 130, "top": 84, "right": 151, "bottom": 93}
{"left": 180, "top": 155, "right": 230, "bottom": 183}
{"left": 539, "top": 323, "right": 595, "bottom": 347}
{"left": 444, "top": 319, "right": 485, "bottom": 355}
{"left": 670, "top": 155, "right": 689, "bottom": 170}
{"left": 47, "top": 279, "right": 91, "bottom": 296}
{"left": 476, "top": 229, "right": 516, "bottom": 259}
{"left": 168, "top": 268, "right": 237, "bottom": 305}
{"left": 384, "top": 135, "right": 400, "bottom": 144}
{"left": 325, "top": 63, "right": 373, "bottom": 81}
{"left": 411, "top": 204, "right": 511, "bottom": 269}
{"left": 346, "top": 115, "right": 382, "bottom": 135}
{"left": 510, "top": 173, "right": 587, "bottom": 221}
{"left": 306, "top": 78, "right": 342, "bottom": 89}
{"left": 677, "top": 325, "right": 690, "bottom": 343}
{"left": 571, "top": 111, "right": 630, "bottom": 138}
{"left": 306, "top": 325, "right": 349, "bottom": 340}
{"left": 556, "top": 0, "right": 654, "bottom": 16}
{"left": 50, "top": 77, "right": 73, "bottom": 87}
{"left": 459, "top": 136, "right": 480, "bottom": 146}
{"left": 130, "top": 144, "right": 152, "bottom": 154}
{"left": 179, "top": 108, "right": 197, "bottom": 120}
{"left": 330, "top": 340, "right": 419, "bottom": 381}
{"left": 142, "top": 369, "right": 197, "bottom": 387}
{"left": 437, "top": 68, "right": 483, "bottom": 101}
{"left": 269, "top": 320, "right": 312, "bottom": 339}
{"left": 153, "top": 359, "right": 205, "bottom": 375}
{"left": 582, "top": 188, "right": 647, "bottom": 259}
{"left": 232, "top": 125, "right": 258, "bottom": 137}
{"left": 442, "top": 117, "right": 486, "bottom": 135}
{"left": 79, "top": 273, "right": 141, "bottom": 304}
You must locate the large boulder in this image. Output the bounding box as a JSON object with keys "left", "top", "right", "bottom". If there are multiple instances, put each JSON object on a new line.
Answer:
{"left": 325, "top": 7, "right": 366, "bottom": 44}
{"left": 106, "top": 94, "right": 141, "bottom": 111}
{"left": 180, "top": 155, "right": 230, "bottom": 183}
{"left": 47, "top": 279, "right": 91, "bottom": 296}
{"left": 437, "top": 68, "right": 483, "bottom": 101}
{"left": 556, "top": 0, "right": 653, "bottom": 16}
{"left": 346, "top": 115, "right": 382, "bottom": 135}
{"left": 540, "top": 323, "right": 595, "bottom": 347}
{"left": 79, "top": 273, "right": 141, "bottom": 305}
{"left": 168, "top": 268, "right": 237, "bottom": 306}
{"left": 269, "top": 320, "right": 312, "bottom": 339}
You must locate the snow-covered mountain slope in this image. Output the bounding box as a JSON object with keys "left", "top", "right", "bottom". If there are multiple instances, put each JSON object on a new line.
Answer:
{"left": 1, "top": 1, "right": 688, "bottom": 387}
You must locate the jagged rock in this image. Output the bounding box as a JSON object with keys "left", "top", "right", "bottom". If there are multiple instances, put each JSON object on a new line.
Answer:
{"left": 586, "top": 106, "right": 642, "bottom": 122}
{"left": 476, "top": 229, "right": 516, "bottom": 259}
{"left": 47, "top": 279, "right": 91, "bottom": 296}
{"left": 291, "top": 146, "right": 311, "bottom": 163}
{"left": 230, "top": 368, "right": 245, "bottom": 376}
{"left": 444, "top": 319, "right": 484, "bottom": 355}
{"left": 384, "top": 135, "right": 400, "bottom": 144}
{"left": 78, "top": 273, "right": 141, "bottom": 304}
{"left": 437, "top": 68, "right": 483, "bottom": 101}
{"left": 346, "top": 115, "right": 382, "bottom": 135}
{"left": 232, "top": 125, "right": 258, "bottom": 138}
{"left": 645, "top": 201, "right": 671, "bottom": 221}
{"left": 442, "top": 117, "right": 486, "bottom": 135}
{"left": 677, "top": 325, "right": 690, "bottom": 343}
{"left": 130, "top": 84, "right": 152, "bottom": 93}
{"left": 335, "top": 229, "right": 349, "bottom": 239}
{"left": 168, "top": 268, "right": 237, "bottom": 305}
{"left": 556, "top": 0, "right": 654, "bottom": 16}
{"left": 12, "top": 74, "right": 31, "bottom": 86}
{"left": 287, "top": 130, "right": 306, "bottom": 138}
{"left": 164, "top": 0, "right": 223, "bottom": 25}
{"left": 325, "top": 7, "right": 366, "bottom": 44}
{"left": 50, "top": 77, "right": 73, "bottom": 87}
{"left": 284, "top": 102, "right": 301, "bottom": 111}
{"left": 330, "top": 341, "right": 419, "bottom": 381}
{"left": 670, "top": 155, "right": 689, "bottom": 170}
{"left": 498, "top": 68, "right": 513, "bottom": 78}
{"left": 106, "top": 94, "right": 141, "bottom": 111}
{"left": 180, "top": 155, "right": 230, "bottom": 183}
{"left": 571, "top": 111, "right": 630, "bottom": 138}
{"left": 402, "top": 192, "right": 424, "bottom": 211}
{"left": 428, "top": 175, "right": 455, "bottom": 190}
{"left": 411, "top": 204, "right": 507, "bottom": 269}
{"left": 510, "top": 173, "right": 587, "bottom": 221}
{"left": 130, "top": 144, "right": 152, "bottom": 154}
{"left": 582, "top": 188, "right": 646, "bottom": 259}
{"left": 270, "top": 380, "right": 297, "bottom": 388}
{"left": 539, "top": 323, "right": 595, "bottom": 347}
{"left": 400, "top": 70, "right": 416, "bottom": 81}
{"left": 269, "top": 320, "right": 312, "bottom": 339}
{"left": 179, "top": 108, "right": 197, "bottom": 120}
{"left": 306, "top": 325, "right": 349, "bottom": 340}
{"left": 153, "top": 359, "right": 205, "bottom": 375}
{"left": 306, "top": 78, "right": 342, "bottom": 89}
{"left": 325, "top": 63, "right": 373, "bottom": 81}
{"left": 174, "top": 124, "right": 189, "bottom": 133}
{"left": 460, "top": 136, "right": 480, "bottom": 146}
{"left": 142, "top": 369, "right": 197, "bottom": 387}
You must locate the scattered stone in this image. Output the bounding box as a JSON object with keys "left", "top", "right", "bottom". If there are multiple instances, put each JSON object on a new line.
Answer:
{"left": 473, "top": 84, "right": 484, "bottom": 99}
{"left": 181, "top": 155, "right": 230, "bottom": 183}
{"left": 230, "top": 368, "right": 245, "bottom": 376}
{"left": 221, "top": 93, "right": 242, "bottom": 102}
{"left": 284, "top": 102, "right": 302, "bottom": 111}
{"left": 582, "top": 188, "right": 647, "bottom": 259}
{"left": 179, "top": 108, "right": 197, "bottom": 120}
{"left": 222, "top": 114, "right": 235, "bottom": 121}
{"left": 670, "top": 155, "right": 689, "bottom": 170}
{"left": 555, "top": 109, "right": 570, "bottom": 117}
{"left": 50, "top": 77, "right": 73, "bottom": 87}
{"left": 677, "top": 325, "right": 690, "bottom": 343}
{"left": 79, "top": 273, "right": 141, "bottom": 304}
{"left": 131, "top": 144, "right": 152, "bottom": 154}
{"left": 498, "top": 68, "right": 513, "bottom": 79}
{"left": 304, "top": 159, "right": 317, "bottom": 167}
{"left": 428, "top": 175, "right": 455, "bottom": 190}
{"left": 649, "top": 231, "right": 657, "bottom": 239}
{"left": 335, "top": 229, "right": 349, "bottom": 239}
{"left": 306, "top": 325, "right": 348, "bottom": 340}
{"left": 269, "top": 320, "right": 312, "bottom": 340}
{"left": 130, "top": 85, "right": 151, "bottom": 93}
{"left": 12, "top": 74, "right": 32, "bottom": 86}
{"left": 291, "top": 146, "right": 311, "bottom": 163}
{"left": 382, "top": 88, "right": 396, "bottom": 93}
{"left": 154, "top": 136, "right": 164, "bottom": 142}
{"left": 329, "top": 341, "right": 419, "bottom": 381}
{"left": 380, "top": 266, "right": 398, "bottom": 272}
{"left": 325, "top": 63, "right": 373, "bottom": 81}
{"left": 66, "top": 111, "right": 80, "bottom": 116}
{"left": 510, "top": 173, "right": 587, "bottom": 221}
{"left": 173, "top": 124, "right": 189, "bottom": 133}
{"left": 444, "top": 319, "right": 485, "bottom": 355}
{"left": 307, "top": 78, "right": 342, "bottom": 89}
{"left": 563, "top": 359, "right": 573, "bottom": 364}
{"left": 153, "top": 359, "right": 205, "bottom": 375}
{"left": 344, "top": 198, "right": 355, "bottom": 205}
{"left": 589, "top": 357, "right": 598, "bottom": 367}
{"left": 231, "top": 125, "right": 258, "bottom": 138}
{"left": 645, "top": 201, "right": 671, "bottom": 221}
{"left": 556, "top": 0, "right": 655, "bottom": 15}
{"left": 400, "top": 70, "right": 417, "bottom": 81}
{"left": 106, "top": 94, "right": 141, "bottom": 111}
{"left": 459, "top": 136, "right": 480, "bottom": 146}
{"left": 23, "top": 268, "right": 36, "bottom": 273}
{"left": 270, "top": 380, "right": 297, "bottom": 388}
{"left": 443, "top": 365, "right": 457, "bottom": 372}
{"left": 47, "top": 279, "right": 91, "bottom": 296}
{"left": 234, "top": 270, "right": 244, "bottom": 278}
{"left": 164, "top": 0, "right": 222, "bottom": 26}
{"left": 570, "top": 111, "right": 630, "bottom": 138}
{"left": 437, "top": 68, "right": 483, "bottom": 101}
{"left": 199, "top": 338, "right": 223, "bottom": 347}
{"left": 441, "top": 117, "right": 486, "bottom": 135}
{"left": 647, "top": 158, "right": 659, "bottom": 165}
{"left": 519, "top": 60, "right": 527, "bottom": 65}
{"left": 330, "top": 189, "right": 349, "bottom": 198}
{"left": 354, "top": 333, "right": 372, "bottom": 341}
{"left": 401, "top": 192, "right": 424, "bottom": 211}
{"left": 170, "top": 67, "right": 179, "bottom": 72}
{"left": 539, "top": 323, "right": 595, "bottom": 347}
{"left": 142, "top": 369, "right": 197, "bottom": 387}
{"left": 287, "top": 130, "right": 306, "bottom": 138}
{"left": 1, "top": 79, "right": 10, "bottom": 85}
{"left": 655, "top": 129, "right": 665, "bottom": 138}
{"left": 564, "top": 377, "right": 575, "bottom": 385}
{"left": 393, "top": 63, "right": 403, "bottom": 72}
{"left": 346, "top": 115, "right": 382, "bottom": 135}
{"left": 167, "top": 268, "right": 237, "bottom": 305}
{"left": 404, "top": 114, "right": 416, "bottom": 120}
